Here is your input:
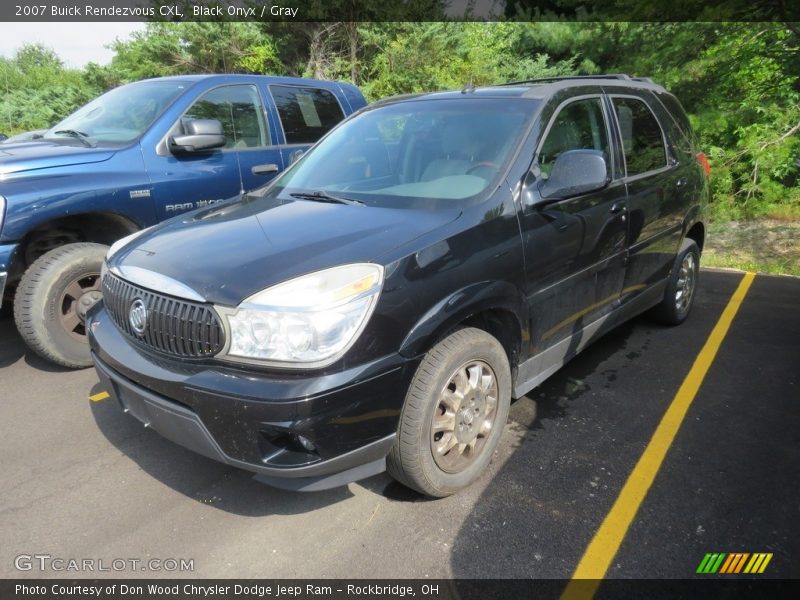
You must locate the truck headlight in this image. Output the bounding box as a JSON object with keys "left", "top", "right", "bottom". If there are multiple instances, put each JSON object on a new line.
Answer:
{"left": 221, "top": 263, "right": 383, "bottom": 367}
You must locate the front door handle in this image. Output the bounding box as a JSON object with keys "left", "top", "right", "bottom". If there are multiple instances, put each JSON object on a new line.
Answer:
{"left": 252, "top": 163, "right": 279, "bottom": 175}
{"left": 610, "top": 202, "right": 626, "bottom": 214}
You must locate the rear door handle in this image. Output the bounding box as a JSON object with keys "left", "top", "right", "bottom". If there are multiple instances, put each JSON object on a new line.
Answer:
{"left": 252, "top": 163, "right": 279, "bottom": 175}
{"left": 676, "top": 177, "right": 688, "bottom": 188}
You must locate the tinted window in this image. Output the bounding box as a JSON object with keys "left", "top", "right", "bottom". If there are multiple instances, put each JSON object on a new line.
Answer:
{"left": 612, "top": 97, "right": 667, "bottom": 175}
{"left": 270, "top": 85, "right": 344, "bottom": 144}
{"left": 538, "top": 98, "right": 610, "bottom": 179}
{"left": 653, "top": 91, "right": 696, "bottom": 158}
{"left": 183, "top": 85, "right": 268, "bottom": 149}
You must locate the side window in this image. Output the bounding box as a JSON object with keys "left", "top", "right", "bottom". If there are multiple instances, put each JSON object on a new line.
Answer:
{"left": 183, "top": 85, "right": 268, "bottom": 149}
{"left": 270, "top": 85, "right": 344, "bottom": 144}
{"left": 537, "top": 98, "right": 610, "bottom": 179}
{"left": 653, "top": 91, "right": 696, "bottom": 159}
{"left": 612, "top": 97, "right": 667, "bottom": 176}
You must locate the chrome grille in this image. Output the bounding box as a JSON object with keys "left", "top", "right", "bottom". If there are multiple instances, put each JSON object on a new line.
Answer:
{"left": 102, "top": 272, "right": 224, "bottom": 358}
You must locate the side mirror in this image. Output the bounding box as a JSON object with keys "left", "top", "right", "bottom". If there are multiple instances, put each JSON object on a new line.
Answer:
{"left": 538, "top": 149, "right": 609, "bottom": 201}
{"left": 170, "top": 119, "right": 225, "bottom": 154}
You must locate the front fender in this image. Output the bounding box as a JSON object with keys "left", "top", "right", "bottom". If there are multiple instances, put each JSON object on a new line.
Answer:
{"left": 398, "top": 279, "right": 527, "bottom": 359}
{"left": 0, "top": 147, "right": 155, "bottom": 241}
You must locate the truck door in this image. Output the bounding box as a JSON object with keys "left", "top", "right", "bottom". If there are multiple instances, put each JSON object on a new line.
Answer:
{"left": 144, "top": 84, "right": 282, "bottom": 221}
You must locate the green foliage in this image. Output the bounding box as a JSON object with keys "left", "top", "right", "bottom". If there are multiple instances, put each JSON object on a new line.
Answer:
{"left": 358, "top": 22, "right": 577, "bottom": 100}
{"left": 109, "top": 22, "right": 281, "bottom": 78}
{"left": 0, "top": 44, "right": 97, "bottom": 133}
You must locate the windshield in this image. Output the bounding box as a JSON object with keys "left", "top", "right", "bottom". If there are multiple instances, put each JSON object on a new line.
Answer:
{"left": 264, "top": 98, "right": 538, "bottom": 208}
{"left": 44, "top": 81, "right": 188, "bottom": 146}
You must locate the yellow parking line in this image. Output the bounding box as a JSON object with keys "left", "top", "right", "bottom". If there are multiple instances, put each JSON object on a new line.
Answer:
{"left": 89, "top": 391, "right": 110, "bottom": 402}
{"left": 562, "top": 272, "right": 756, "bottom": 598}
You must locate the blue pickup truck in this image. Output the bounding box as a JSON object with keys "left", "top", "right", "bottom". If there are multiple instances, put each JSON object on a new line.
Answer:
{"left": 0, "top": 74, "right": 367, "bottom": 367}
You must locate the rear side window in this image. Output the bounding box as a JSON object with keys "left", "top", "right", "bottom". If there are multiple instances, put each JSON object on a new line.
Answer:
{"left": 270, "top": 85, "right": 344, "bottom": 144}
{"left": 612, "top": 97, "right": 667, "bottom": 176}
{"left": 655, "top": 92, "right": 695, "bottom": 144}
{"left": 653, "top": 91, "right": 697, "bottom": 158}
{"left": 183, "top": 85, "right": 268, "bottom": 149}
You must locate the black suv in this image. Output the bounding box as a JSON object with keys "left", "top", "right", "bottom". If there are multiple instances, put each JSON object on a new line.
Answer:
{"left": 88, "top": 75, "right": 708, "bottom": 497}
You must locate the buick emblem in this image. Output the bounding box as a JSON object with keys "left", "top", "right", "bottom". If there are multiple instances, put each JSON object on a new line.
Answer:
{"left": 128, "top": 298, "right": 148, "bottom": 335}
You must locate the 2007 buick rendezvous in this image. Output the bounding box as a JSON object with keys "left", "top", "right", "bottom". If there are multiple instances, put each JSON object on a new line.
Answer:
{"left": 88, "top": 75, "right": 708, "bottom": 497}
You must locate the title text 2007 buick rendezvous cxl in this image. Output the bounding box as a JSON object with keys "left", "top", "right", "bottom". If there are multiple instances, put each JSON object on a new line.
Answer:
{"left": 88, "top": 75, "right": 708, "bottom": 497}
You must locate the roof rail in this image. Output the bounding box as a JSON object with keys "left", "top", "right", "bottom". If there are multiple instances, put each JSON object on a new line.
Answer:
{"left": 498, "top": 74, "right": 640, "bottom": 86}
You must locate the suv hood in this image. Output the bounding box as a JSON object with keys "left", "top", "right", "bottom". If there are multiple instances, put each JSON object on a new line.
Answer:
{"left": 111, "top": 194, "right": 460, "bottom": 306}
{"left": 0, "top": 140, "right": 116, "bottom": 176}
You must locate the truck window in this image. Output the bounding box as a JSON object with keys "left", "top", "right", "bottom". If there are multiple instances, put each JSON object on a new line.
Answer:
{"left": 612, "top": 97, "right": 668, "bottom": 176}
{"left": 183, "top": 85, "right": 269, "bottom": 149}
{"left": 269, "top": 85, "right": 345, "bottom": 144}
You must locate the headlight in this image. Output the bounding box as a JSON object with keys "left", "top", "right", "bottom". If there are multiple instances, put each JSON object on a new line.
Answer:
{"left": 0, "top": 195, "right": 6, "bottom": 233}
{"left": 222, "top": 263, "right": 383, "bottom": 367}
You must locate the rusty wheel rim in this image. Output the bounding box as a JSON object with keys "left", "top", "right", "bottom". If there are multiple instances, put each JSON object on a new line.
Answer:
{"left": 59, "top": 273, "right": 102, "bottom": 341}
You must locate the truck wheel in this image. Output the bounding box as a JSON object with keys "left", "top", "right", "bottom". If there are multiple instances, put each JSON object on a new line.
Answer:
{"left": 388, "top": 327, "right": 511, "bottom": 497}
{"left": 648, "top": 238, "right": 700, "bottom": 326}
{"left": 14, "top": 243, "right": 107, "bottom": 369}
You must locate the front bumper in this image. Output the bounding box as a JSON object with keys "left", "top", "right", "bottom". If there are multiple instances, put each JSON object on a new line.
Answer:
{"left": 88, "top": 305, "right": 419, "bottom": 491}
{"left": 0, "top": 242, "right": 21, "bottom": 309}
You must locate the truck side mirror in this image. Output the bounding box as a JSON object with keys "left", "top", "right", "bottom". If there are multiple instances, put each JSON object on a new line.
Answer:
{"left": 538, "top": 150, "right": 609, "bottom": 201}
{"left": 170, "top": 119, "right": 226, "bottom": 154}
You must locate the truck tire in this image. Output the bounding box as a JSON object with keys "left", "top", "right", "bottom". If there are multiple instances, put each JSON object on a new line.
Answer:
{"left": 387, "top": 327, "right": 512, "bottom": 497}
{"left": 648, "top": 238, "right": 700, "bottom": 326}
{"left": 14, "top": 243, "right": 107, "bottom": 369}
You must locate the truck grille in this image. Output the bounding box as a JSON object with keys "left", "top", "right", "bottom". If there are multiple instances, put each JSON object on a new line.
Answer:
{"left": 102, "top": 272, "right": 225, "bottom": 358}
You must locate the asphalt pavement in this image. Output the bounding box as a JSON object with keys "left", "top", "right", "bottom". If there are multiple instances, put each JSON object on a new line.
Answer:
{"left": 0, "top": 269, "right": 797, "bottom": 580}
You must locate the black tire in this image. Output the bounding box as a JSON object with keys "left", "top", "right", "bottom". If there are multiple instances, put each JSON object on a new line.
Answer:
{"left": 14, "top": 242, "right": 108, "bottom": 369}
{"left": 387, "top": 327, "right": 512, "bottom": 497}
{"left": 648, "top": 238, "right": 700, "bottom": 326}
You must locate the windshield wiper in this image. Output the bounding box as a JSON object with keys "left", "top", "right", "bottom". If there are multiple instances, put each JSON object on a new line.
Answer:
{"left": 289, "top": 190, "right": 364, "bottom": 207}
{"left": 52, "top": 129, "right": 95, "bottom": 147}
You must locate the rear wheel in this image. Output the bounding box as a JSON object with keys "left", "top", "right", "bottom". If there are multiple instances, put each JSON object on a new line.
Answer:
{"left": 388, "top": 327, "right": 511, "bottom": 497}
{"left": 14, "top": 243, "right": 107, "bottom": 368}
{"left": 648, "top": 238, "right": 700, "bottom": 326}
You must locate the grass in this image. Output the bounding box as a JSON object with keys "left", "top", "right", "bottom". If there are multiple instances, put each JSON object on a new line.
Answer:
{"left": 703, "top": 217, "right": 800, "bottom": 277}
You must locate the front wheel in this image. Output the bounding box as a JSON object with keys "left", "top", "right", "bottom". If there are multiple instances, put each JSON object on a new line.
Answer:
{"left": 14, "top": 243, "right": 108, "bottom": 368}
{"left": 387, "top": 327, "right": 512, "bottom": 497}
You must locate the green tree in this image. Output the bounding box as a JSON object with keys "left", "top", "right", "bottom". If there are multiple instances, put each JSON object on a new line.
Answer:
{"left": 0, "top": 44, "right": 95, "bottom": 133}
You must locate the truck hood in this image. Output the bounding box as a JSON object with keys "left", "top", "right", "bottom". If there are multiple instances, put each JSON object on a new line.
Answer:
{"left": 0, "top": 140, "right": 116, "bottom": 176}
{"left": 111, "top": 194, "right": 460, "bottom": 306}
